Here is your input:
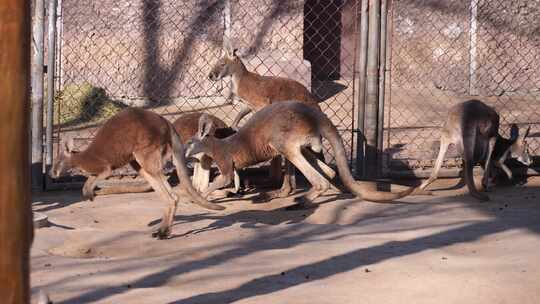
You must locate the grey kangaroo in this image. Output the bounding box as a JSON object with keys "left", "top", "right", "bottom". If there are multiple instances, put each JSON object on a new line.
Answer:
{"left": 185, "top": 101, "right": 420, "bottom": 208}
{"left": 50, "top": 108, "right": 224, "bottom": 239}
{"left": 419, "top": 99, "right": 531, "bottom": 201}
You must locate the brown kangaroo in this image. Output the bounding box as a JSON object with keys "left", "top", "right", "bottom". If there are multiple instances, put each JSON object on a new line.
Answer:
{"left": 174, "top": 112, "right": 237, "bottom": 193}
{"left": 185, "top": 101, "right": 419, "bottom": 208}
{"left": 419, "top": 99, "right": 532, "bottom": 201}
{"left": 50, "top": 108, "right": 224, "bottom": 239}
{"left": 208, "top": 38, "right": 325, "bottom": 191}
{"left": 93, "top": 112, "right": 237, "bottom": 195}
{"left": 208, "top": 38, "right": 320, "bottom": 128}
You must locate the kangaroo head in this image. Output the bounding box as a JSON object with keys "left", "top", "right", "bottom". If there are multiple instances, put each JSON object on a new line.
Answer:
{"left": 208, "top": 38, "right": 241, "bottom": 81}
{"left": 50, "top": 137, "right": 76, "bottom": 178}
{"left": 185, "top": 114, "right": 215, "bottom": 160}
{"left": 509, "top": 124, "right": 532, "bottom": 166}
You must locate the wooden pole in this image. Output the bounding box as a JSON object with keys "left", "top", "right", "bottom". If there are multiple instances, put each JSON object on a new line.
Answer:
{"left": 0, "top": 0, "right": 32, "bottom": 303}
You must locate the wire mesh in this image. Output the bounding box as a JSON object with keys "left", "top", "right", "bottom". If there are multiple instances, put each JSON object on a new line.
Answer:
{"left": 49, "top": 0, "right": 361, "bottom": 185}
{"left": 384, "top": 0, "right": 540, "bottom": 175}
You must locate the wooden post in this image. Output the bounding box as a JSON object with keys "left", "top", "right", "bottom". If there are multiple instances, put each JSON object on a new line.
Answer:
{"left": 0, "top": 0, "right": 32, "bottom": 303}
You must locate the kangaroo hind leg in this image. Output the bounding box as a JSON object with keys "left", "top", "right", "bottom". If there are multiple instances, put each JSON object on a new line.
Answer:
{"left": 285, "top": 147, "right": 330, "bottom": 210}
{"left": 136, "top": 150, "right": 179, "bottom": 239}
{"left": 419, "top": 135, "right": 451, "bottom": 191}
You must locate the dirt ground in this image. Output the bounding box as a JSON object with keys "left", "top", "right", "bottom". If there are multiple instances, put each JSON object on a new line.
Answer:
{"left": 31, "top": 176, "right": 540, "bottom": 304}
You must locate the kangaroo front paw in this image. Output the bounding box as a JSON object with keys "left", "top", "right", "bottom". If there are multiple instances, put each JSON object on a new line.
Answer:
{"left": 152, "top": 227, "right": 171, "bottom": 240}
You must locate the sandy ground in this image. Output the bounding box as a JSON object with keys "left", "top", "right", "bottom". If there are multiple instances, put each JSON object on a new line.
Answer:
{"left": 31, "top": 176, "right": 540, "bottom": 304}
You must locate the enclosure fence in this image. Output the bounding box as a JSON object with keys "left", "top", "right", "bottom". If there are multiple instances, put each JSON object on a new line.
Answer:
{"left": 30, "top": 0, "right": 540, "bottom": 189}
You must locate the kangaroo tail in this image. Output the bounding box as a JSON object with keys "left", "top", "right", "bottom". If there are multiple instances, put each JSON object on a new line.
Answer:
{"left": 462, "top": 124, "right": 489, "bottom": 201}
{"left": 319, "top": 114, "right": 418, "bottom": 203}
{"left": 167, "top": 121, "right": 225, "bottom": 210}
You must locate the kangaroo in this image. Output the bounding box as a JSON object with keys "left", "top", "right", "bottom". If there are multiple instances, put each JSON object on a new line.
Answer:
{"left": 185, "top": 101, "right": 420, "bottom": 208}
{"left": 50, "top": 108, "right": 224, "bottom": 239}
{"left": 208, "top": 38, "right": 320, "bottom": 128}
{"left": 93, "top": 112, "right": 237, "bottom": 195}
{"left": 208, "top": 38, "right": 324, "bottom": 191}
{"left": 418, "top": 99, "right": 532, "bottom": 201}
{"left": 491, "top": 124, "right": 531, "bottom": 181}
{"left": 174, "top": 112, "right": 238, "bottom": 193}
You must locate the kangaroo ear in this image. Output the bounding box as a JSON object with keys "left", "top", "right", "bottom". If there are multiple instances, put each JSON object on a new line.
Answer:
{"left": 509, "top": 124, "right": 519, "bottom": 142}
{"left": 197, "top": 114, "right": 214, "bottom": 139}
{"left": 64, "top": 137, "right": 75, "bottom": 154}
{"left": 223, "top": 38, "right": 236, "bottom": 58}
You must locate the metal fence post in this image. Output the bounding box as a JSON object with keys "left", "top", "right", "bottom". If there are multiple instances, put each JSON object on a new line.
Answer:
{"left": 31, "top": 0, "right": 45, "bottom": 190}
{"left": 364, "top": 0, "right": 381, "bottom": 178}
{"left": 377, "top": 0, "right": 389, "bottom": 177}
{"left": 45, "top": 0, "right": 57, "bottom": 168}
{"left": 355, "top": 0, "right": 369, "bottom": 177}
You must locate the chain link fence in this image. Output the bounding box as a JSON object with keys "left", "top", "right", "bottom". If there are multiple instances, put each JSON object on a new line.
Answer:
{"left": 42, "top": 0, "right": 540, "bottom": 188}
{"left": 383, "top": 0, "right": 540, "bottom": 176}
{"left": 47, "top": 0, "right": 361, "bottom": 187}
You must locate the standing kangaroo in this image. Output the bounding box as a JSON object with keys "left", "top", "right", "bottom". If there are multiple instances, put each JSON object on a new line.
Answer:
{"left": 419, "top": 99, "right": 532, "bottom": 201}
{"left": 208, "top": 38, "right": 320, "bottom": 128}
{"left": 50, "top": 108, "right": 224, "bottom": 239}
{"left": 185, "top": 101, "right": 420, "bottom": 208}
{"left": 208, "top": 38, "right": 323, "bottom": 190}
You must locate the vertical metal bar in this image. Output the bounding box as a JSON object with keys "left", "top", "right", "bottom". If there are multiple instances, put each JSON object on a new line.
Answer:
{"left": 364, "top": 0, "right": 381, "bottom": 178}
{"left": 377, "top": 0, "right": 388, "bottom": 176}
{"left": 46, "top": 0, "right": 57, "bottom": 166}
{"left": 54, "top": 0, "right": 63, "bottom": 161}
{"left": 349, "top": 0, "right": 360, "bottom": 167}
{"left": 382, "top": 0, "right": 396, "bottom": 176}
{"left": 468, "top": 0, "right": 478, "bottom": 95}
{"left": 222, "top": 0, "right": 231, "bottom": 97}
{"left": 0, "top": 0, "right": 32, "bottom": 301}
{"left": 31, "top": 0, "right": 45, "bottom": 190}
{"left": 355, "top": 0, "right": 369, "bottom": 177}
